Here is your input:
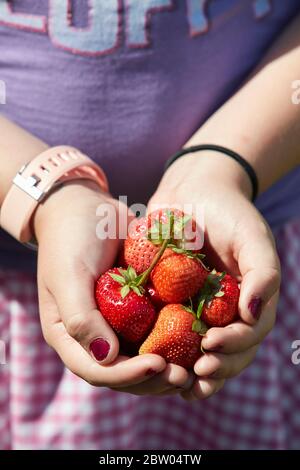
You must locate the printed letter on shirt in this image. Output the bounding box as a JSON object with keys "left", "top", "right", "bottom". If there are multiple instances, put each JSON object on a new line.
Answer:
{"left": 253, "top": 0, "right": 272, "bottom": 19}
{"left": 126, "top": 0, "right": 173, "bottom": 47}
{"left": 48, "top": 0, "right": 120, "bottom": 56}
{"left": 186, "top": 0, "right": 209, "bottom": 36}
{"left": 0, "top": 0, "right": 46, "bottom": 32}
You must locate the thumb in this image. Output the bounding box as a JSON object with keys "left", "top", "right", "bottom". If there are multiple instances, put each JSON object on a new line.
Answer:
{"left": 236, "top": 218, "right": 281, "bottom": 325}
{"left": 52, "top": 270, "right": 119, "bottom": 365}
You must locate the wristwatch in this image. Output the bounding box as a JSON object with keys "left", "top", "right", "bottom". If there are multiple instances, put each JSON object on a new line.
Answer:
{"left": 0, "top": 146, "right": 109, "bottom": 244}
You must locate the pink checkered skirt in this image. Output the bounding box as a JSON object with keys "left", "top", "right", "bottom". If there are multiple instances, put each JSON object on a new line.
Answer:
{"left": 1, "top": 217, "right": 300, "bottom": 450}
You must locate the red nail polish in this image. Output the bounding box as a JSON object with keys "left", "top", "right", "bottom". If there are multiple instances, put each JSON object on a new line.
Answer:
{"left": 90, "top": 338, "right": 110, "bottom": 362}
{"left": 248, "top": 297, "right": 262, "bottom": 320}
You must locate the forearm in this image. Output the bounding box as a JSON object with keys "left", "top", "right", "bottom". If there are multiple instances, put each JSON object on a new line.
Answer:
{"left": 0, "top": 115, "right": 48, "bottom": 204}
{"left": 186, "top": 13, "right": 300, "bottom": 194}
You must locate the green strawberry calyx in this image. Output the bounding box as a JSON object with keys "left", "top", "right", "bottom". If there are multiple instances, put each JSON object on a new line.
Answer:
{"left": 147, "top": 211, "right": 191, "bottom": 245}
{"left": 182, "top": 270, "right": 226, "bottom": 339}
{"left": 167, "top": 244, "right": 208, "bottom": 269}
{"left": 109, "top": 266, "right": 145, "bottom": 298}
{"left": 137, "top": 212, "right": 175, "bottom": 287}
{"left": 182, "top": 304, "right": 209, "bottom": 337}
{"left": 195, "top": 270, "right": 226, "bottom": 318}
{"left": 111, "top": 213, "right": 175, "bottom": 298}
{"left": 147, "top": 219, "right": 173, "bottom": 246}
{"left": 147, "top": 210, "right": 207, "bottom": 264}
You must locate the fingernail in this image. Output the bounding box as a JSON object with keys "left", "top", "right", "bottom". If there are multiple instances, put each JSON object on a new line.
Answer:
{"left": 90, "top": 338, "right": 110, "bottom": 362}
{"left": 207, "top": 344, "right": 223, "bottom": 353}
{"left": 248, "top": 297, "right": 262, "bottom": 320}
{"left": 179, "top": 374, "right": 195, "bottom": 391}
{"left": 209, "top": 370, "right": 220, "bottom": 379}
{"left": 145, "top": 368, "right": 157, "bottom": 376}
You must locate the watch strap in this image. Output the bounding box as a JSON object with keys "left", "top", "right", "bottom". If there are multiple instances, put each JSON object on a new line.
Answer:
{"left": 0, "top": 146, "right": 108, "bottom": 242}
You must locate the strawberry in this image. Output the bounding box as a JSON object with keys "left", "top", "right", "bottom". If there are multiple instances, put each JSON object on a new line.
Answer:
{"left": 124, "top": 217, "right": 163, "bottom": 274}
{"left": 149, "top": 208, "right": 202, "bottom": 251}
{"left": 147, "top": 208, "right": 186, "bottom": 227}
{"left": 151, "top": 252, "right": 208, "bottom": 303}
{"left": 145, "top": 283, "right": 166, "bottom": 311}
{"left": 95, "top": 267, "right": 156, "bottom": 343}
{"left": 199, "top": 271, "right": 240, "bottom": 327}
{"left": 96, "top": 217, "right": 175, "bottom": 344}
{"left": 124, "top": 209, "right": 201, "bottom": 274}
{"left": 139, "top": 304, "right": 207, "bottom": 369}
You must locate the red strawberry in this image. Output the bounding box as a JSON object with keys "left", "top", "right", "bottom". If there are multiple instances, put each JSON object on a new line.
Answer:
{"left": 200, "top": 272, "right": 239, "bottom": 327}
{"left": 151, "top": 252, "right": 208, "bottom": 303}
{"left": 124, "top": 217, "right": 162, "bottom": 274}
{"left": 148, "top": 208, "right": 185, "bottom": 227}
{"left": 139, "top": 304, "right": 207, "bottom": 369}
{"left": 124, "top": 209, "right": 201, "bottom": 274}
{"left": 149, "top": 208, "right": 202, "bottom": 251}
{"left": 145, "top": 283, "right": 166, "bottom": 311}
{"left": 95, "top": 267, "right": 156, "bottom": 343}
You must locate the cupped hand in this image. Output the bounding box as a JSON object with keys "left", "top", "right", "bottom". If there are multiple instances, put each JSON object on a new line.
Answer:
{"left": 34, "top": 180, "right": 194, "bottom": 395}
{"left": 148, "top": 151, "right": 281, "bottom": 400}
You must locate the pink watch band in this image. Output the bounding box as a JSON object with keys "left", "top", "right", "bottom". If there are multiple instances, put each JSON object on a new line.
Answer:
{"left": 0, "top": 146, "right": 109, "bottom": 243}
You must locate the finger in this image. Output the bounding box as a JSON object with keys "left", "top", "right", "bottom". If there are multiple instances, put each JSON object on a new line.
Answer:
{"left": 39, "top": 283, "right": 167, "bottom": 386}
{"left": 112, "top": 387, "right": 181, "bottom": 396}
{"left": 194, "top": 345, "right": 259, "bottom": 379}
{"left": 157, "top": 389, "right": 182, "bottom": 396}
{"left": 181, "top": 378, "right": 225, "bottom": 401}
{"left": 48, "top": 270, "right": 120, "bottom": 365}
{"left": 202, "top": 293, "right": 278, "bottom": 354}
{"left": 236, "top": 216, "right": 281, "bottom": 325}
{"left": 45, "top": 318, "right": 166, "bottom": 387}
{"left": 112, "top": 364, "right": 194, "bottom": 395}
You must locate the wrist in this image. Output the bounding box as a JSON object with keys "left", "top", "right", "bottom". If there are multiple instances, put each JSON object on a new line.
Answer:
{"left": 1, "top": 145, "right": 109, "bottom": 244}
{"left": 160, "top": 150, "right": 253, "bottom": 200}
{"left": 33, "top": 180, "right": 109, "bottom": 242}
{"left": 0, "top": 115, "right": 49, "bottom": 205}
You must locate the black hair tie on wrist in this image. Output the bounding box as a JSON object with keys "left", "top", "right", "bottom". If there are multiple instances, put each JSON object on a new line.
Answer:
{"left": 165, "top": 144, "right": 259, "bottom": 202}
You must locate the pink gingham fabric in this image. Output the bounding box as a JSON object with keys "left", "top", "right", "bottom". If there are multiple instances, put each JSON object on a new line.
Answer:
{"left": 1, "top": 218, "right": 300, "bottom": 450}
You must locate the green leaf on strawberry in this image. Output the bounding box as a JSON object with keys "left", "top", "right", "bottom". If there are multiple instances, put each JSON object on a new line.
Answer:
{"left": 182, "top": 304, "right": 209, "bottom": 337}
{"left": 109, "top": 266, "right": 144, "bottom": 298}
{"left": 195, "top": 270, "right": 227, "bottom": 310}
{"left": 215, "top": 291, "right": 225, "bottom": 298}
{"left": 109, "top": 273, "right": 127, "bottom": 285}
{"left": 121, "top": 285, "right": 131, "bottom": 298}
{"left": 147, "top": 211, "right": 195, "bottom": 249}
{"left": 192, "top": 319, "right": 209, "bottom": 335}
{"left": 196, "top": 297, "right": 206, "bottom": 319}
{"left": 167, "top": 243, "right": 207, "bottom": 265}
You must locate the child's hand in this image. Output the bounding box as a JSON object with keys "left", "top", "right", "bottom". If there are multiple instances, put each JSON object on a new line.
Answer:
{"left": 149, "top": 152, "right": 281, "bottom": 400}
{"left": 33, "top": 181, "right": 194, "bottom": 395}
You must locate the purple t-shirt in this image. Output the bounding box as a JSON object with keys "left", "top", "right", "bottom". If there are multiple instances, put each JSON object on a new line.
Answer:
{"left": 0, "top": 0, "right": 299, "bottom": 271}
